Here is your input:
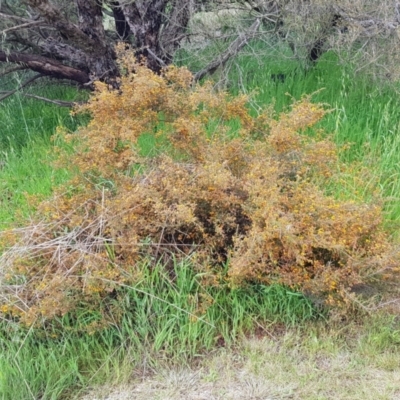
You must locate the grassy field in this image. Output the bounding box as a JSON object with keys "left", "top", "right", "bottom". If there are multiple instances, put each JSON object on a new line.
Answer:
{"left": 1, "top": 50, "right": 400, "bottom": 399}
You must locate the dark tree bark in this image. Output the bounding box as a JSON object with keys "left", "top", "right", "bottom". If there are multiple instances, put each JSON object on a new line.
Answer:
{"left": 308, "top": 14, "right": 345, "bottom": 64}
{"left": 161, "top": 0, "right": 194, "bottom": 62}
{"left": 74, "top": 0, "right": 119, "bottom": 80}
{"left": 0, "top": 50, "right": 89, "bottom": 83}
{"left": 119, "top": 0, "right": 169, "bottom": 73}
{"left": 110, "top": 1, "right": 131, "bottom": 40}
{"left": 0, "top": 0, "right": 197, "bottom": 84}
{"left": 23, "top": 0, "right": 119, "bottom": 83}
{"left": 0, "top": 0, "right": 266, "bottom": 88}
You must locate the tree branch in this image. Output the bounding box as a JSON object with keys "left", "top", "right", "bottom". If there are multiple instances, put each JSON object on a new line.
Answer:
{"left": 22, "top": 93, "right": 79, "bottom": 107}
{"left": 0, "top": 11, "right": 41, "bottom": 24}
{"left": 0, "top": 50, "right": 90, "bottom": 83}
{"left": 25, "top": 0, "right": 99, "bottom": 54}
{"left": 146, "top": 47, "right": 167, "bottom": 67}
{"left": 0, "top": 74, "right": 43, "bottom": 102}
{"left": 161, "top": 0, "right": 193, "bottom": 61}
{"left": 38, "top": 38, "right": 89, "bottom": 69}
{"left": 0, "top": 65, "right": 28, "bottom": 77}
{"left": 1, "top": 20, "right": 43, "bottom": 35}
{"left": 194, "top": 19, "right": 261, "bottom": 82}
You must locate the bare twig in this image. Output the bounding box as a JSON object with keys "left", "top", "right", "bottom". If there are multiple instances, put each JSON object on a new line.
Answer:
{"left": 22, "top": 93, "right": 79, "bottom": 107}
{"left": 0, "top": 65, "right": 27, "bottom": 77}
{"left": 1, "top": 20, "right": 43, "bottom": 35}
{"left": 194, "top": 18, "right": 261, "bottom": 82}
{"left": 0, "top": 73, "right": 43, "bottom": 103}
{"left": 0, "top": 12, "right": 41, "bottom": 24}
{"left": 146, "top": 47, "right": 167, "bottom": 68}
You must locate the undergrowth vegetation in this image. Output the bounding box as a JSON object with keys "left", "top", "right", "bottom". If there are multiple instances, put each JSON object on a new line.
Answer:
{"left": 1, "top": 46, "right": 399, "bottom": 333}
{"left": 0, "top": 78, "right": 88, "bottom": 229}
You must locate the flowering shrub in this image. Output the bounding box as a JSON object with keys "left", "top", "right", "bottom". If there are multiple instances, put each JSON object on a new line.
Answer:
{"left": 0, "top": 45, "right": 398, "bottom": 326}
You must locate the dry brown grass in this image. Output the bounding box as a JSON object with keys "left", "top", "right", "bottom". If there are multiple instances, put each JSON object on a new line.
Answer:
{"left": 79, "top": 323, "right": 400, "bottom": 400}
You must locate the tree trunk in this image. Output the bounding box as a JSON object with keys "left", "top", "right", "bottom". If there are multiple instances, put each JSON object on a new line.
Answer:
{"left": 75, "top": 0, "right": 119, "bottom": 80}
{"left": 120, "top": 0, "right": 169, "bottom": 72}
{"left": 161, "top": 0, "right": 194, "bottom": 62}
{"left": 0, "top": 0, "right": 263, "bottom": 89}
{"left": 24, "top": 0, "right": 119, "bottom": 83}
{"left": 110, "top": 1, "right": 131, "bottom": 40}
{"left": 1, "top": 0, "right": 196, "bottom": 84}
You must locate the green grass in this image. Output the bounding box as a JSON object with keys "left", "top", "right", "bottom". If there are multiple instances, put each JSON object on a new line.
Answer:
{"left": 0, "top": 319, "right": 131, "bottom": 400}
{"left": 0, "top": 259, "right": 316, "bottom": 400}
{"left": 0, "top": 77, "right": 88, "bottom": 228}
{"left": 0, "top": 139, "right": 72, "bottom": 229}
{"left": 0, "top": 77, "right": 87, "bottom": 151}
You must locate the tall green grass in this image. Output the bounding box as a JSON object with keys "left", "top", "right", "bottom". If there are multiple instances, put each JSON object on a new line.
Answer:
{"left": 0, "top": 260, "right": 316, "bottom": 400}
{"left": 0, "top": 77, "right": 88, "bottom": 227}
{"left": 0, "top": 140, "right": 73, "bottom": 229}
{"left": 0, "top": 324, "right": 123, "bottom": 400}
{"left": 0, "top": 77, "right": 87, "bottom": 151}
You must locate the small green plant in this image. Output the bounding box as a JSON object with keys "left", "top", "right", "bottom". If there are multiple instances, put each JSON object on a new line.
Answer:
{"left": 0, "top": 45, "right": 398, "bottom": 329}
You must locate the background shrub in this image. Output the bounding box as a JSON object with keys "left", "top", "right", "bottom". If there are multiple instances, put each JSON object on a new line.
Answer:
{"left": 0, "top": 46, "right": 398, "bottom": 327}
